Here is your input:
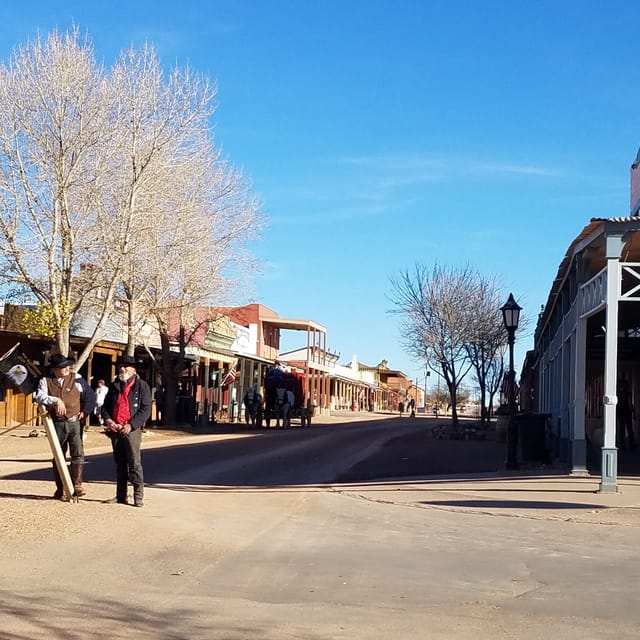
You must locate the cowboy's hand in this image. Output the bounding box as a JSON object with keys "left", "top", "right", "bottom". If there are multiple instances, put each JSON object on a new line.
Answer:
{"left": 54, "top": 398, "right": 67, "bottom": 417}
{"left": 120, "top": 423, "right": 132, "bottom": 435}
{"left": 105, "top": 419, "right": 120, "bottom": 432}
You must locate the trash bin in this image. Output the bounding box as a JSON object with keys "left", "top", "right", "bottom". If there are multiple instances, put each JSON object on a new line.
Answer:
{"left": 516, "top": 413, "right": 550, "bottom": 463}
{"left": 177, "top": 395, "right": 195, "bottom": 425}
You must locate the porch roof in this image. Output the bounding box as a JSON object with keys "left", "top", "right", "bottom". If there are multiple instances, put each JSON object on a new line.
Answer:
{"left": 262, "top": 317, "right": 327, "bottom": 333}
{"left": 538, "top": 215, "right": 640, "bottom": 337}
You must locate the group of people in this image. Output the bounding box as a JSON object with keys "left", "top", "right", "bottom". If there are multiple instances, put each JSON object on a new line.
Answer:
{"left": 398, "top": 398, "right": 416, "bottom": 417}
{"left": 35, "top": 353, "right": 151, "bottom": 507}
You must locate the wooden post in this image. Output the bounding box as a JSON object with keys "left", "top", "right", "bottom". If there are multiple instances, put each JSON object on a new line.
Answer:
{"left": 41, "top": 410, "right": 76, "bottom": 503}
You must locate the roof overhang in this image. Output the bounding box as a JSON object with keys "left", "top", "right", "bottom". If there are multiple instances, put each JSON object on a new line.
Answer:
{"left": 263, "top": 317, "right": 327, "bottom": 333}
{"left": 538, "top": 216, "right": 640, "bottom": 337}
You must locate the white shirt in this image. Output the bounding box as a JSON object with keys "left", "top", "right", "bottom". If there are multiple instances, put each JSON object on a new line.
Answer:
{"left": 95, "top": 385, "right": 109, "bottom": 406}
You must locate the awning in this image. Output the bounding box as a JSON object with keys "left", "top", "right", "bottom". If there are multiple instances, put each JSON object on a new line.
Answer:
{"left": 262, "top": 317, "right": 327, "bottom": 333}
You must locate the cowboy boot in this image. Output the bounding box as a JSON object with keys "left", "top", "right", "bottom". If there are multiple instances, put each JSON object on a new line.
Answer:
{"left": 113, "top": 465, "right": 129, "bottom": 503}
{"left": 52, "top": 463, "right": 64, "bottom": 500}
{"left": 70, "top": 463, "right": 86, "bottom": 497}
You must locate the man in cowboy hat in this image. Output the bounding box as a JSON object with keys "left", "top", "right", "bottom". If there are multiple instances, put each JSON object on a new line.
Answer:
{"left": 34, "top": 353, "right": 96, "bottom": 500}
{"left": 101, "top": 354, "right": 151, "bottom": 507}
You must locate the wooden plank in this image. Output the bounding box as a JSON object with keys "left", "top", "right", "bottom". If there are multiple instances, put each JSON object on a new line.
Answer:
{"left": 41, "top": 412, "right": 76, "bottom": 502}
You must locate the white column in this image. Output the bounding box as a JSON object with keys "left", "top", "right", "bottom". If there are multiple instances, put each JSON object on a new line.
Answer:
{"left": 571, "top": 316, "right": 588, "bottom": 474}
{"left": 600, "top": 234, "right": 623, "bottom": 492}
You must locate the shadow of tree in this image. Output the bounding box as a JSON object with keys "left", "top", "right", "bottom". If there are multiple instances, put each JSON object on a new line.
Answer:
{"left": 0, "top": 588, "right": 328, "bottom": 640}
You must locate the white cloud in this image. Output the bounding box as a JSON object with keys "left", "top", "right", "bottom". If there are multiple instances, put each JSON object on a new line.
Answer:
{"left": 259, "top": 150, "right": 567, "bottom": 226}
{"left": 338, "top": 151, "right": 565, "bottom": 181}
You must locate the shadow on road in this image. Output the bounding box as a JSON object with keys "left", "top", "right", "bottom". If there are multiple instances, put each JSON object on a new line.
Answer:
{"left": 3, "top": 420, "right": 510, "bottom": 487}
{"left": 419, "top": 498, "right": 605, "bottom": 510}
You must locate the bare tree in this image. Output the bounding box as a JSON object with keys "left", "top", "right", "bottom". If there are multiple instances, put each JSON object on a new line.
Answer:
{"left": 0, "top": 29, "right": 262, "bottom": 386}
{"left": 0, "top": 28, "right": 120, "bottom": 362}
{"left": 485, "top": 355, "right": 505, "bottom": 419}
{"left": 103, "top": 44, "right": 262, "bottom": 424}
{"left": 389, "top": 263, "right": 478, "bottom": 425}
{"left": 464, "top": 273, "right": 507, "bottom": 423}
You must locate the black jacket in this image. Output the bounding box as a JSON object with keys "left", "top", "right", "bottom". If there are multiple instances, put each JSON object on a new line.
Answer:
{"left": 102, "top": 375, "right": 152, "bottom": 430}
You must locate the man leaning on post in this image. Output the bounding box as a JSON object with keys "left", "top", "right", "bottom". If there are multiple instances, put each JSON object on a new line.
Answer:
{"left": 35, "top": 353, "right": 96, "bottom": 500}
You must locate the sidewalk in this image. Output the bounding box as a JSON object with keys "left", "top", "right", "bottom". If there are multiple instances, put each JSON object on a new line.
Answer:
{"left": 337, "top": 472, "right": 640, "bottom": 526}
{"left": 322, "top": 413, "right": 640, "bottom": 526}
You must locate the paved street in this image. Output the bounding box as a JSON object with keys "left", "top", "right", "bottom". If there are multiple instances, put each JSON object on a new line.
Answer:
{"left": 2, "top": 414, "right": 640, "bottom": 639}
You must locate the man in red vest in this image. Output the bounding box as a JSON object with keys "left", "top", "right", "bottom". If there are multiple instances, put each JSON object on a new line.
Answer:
{"left": 102, "top": 355, "right": 152, "bottom": 507}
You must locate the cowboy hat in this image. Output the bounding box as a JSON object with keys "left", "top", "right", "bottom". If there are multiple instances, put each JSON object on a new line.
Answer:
{"left": 117, "top": 355, "right": 138, "bottom": 368}
{"left": 49, "top": 353, "right": 76, "bottom": 369}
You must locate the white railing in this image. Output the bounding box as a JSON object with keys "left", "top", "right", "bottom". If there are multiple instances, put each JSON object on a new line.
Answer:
{"left": 621, "top": 263, "right": 640, "bottom": 301}
{"left": 579, "top": 267, "right": 606, "bottom": 317}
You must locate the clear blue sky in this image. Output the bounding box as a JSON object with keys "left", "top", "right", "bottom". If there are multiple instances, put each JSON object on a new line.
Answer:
{"left": 3, "top": 1, "right": 640, "bottom": 385}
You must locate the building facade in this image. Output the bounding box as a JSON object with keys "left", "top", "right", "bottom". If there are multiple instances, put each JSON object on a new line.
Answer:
{"left": 530, "top": 151, "right": 640, "bottom": 491}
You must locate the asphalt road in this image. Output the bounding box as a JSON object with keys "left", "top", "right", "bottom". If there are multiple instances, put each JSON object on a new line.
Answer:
{"left": 2, "top": 417, "right": 640, "bottom": 639}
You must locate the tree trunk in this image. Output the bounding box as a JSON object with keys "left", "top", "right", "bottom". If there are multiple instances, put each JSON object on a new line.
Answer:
{"left": 159, "top": 332, "right": 178, "bottom": 426}
{"left": 126, "top": 299, "right": 136, "bottom": 357}
{"left": 479, "top": 388, "right": 488, "bottom": 423}
{"left": 158, "top": 329, "right": 192, "bottom": 426}
{"left": 447, "top": 380, "right": 459, "bottom": 426}
{"left": 56, "top": 328, "right": 70, "bottom": 358}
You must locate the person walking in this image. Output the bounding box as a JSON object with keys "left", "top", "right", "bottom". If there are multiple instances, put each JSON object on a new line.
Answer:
{"left": 34, "top": 353, "right": 96, "bottom": 500}
{"left": 93, "top": 379, "right": 109, "bottom": 428}
{"left": 617, "top": 377, "right": 636, "bottom": 450}
{"left": 102, "top": 355, "right": 151, "bottom": 507}
{"left": 153, "top": 385, "right": 165, "bottom": 426}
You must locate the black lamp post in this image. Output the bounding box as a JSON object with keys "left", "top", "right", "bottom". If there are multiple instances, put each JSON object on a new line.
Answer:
{"left": 501, "top": 292, "right": 521, "bottom": 470}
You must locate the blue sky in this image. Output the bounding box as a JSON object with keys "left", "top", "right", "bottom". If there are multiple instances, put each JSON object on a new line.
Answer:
{"left": 3, "top": 1, "right": 640, "bottom": 385}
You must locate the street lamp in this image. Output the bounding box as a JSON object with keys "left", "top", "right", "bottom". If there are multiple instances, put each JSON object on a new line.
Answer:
{"left": 501, "top": 292, "right": 522, "bottom": 470}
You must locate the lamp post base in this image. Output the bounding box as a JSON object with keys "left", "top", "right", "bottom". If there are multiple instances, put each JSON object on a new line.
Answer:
{"left": 598, "top": 446, "right": 618, "bottom": 493}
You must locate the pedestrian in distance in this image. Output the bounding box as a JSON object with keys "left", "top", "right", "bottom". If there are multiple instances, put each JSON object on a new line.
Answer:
{"left": 154, "top": 385, "right": 165, "bottom": 426}
{"left": 34, "top": 353, "right": 96, "bottom": 500}
{"left": 616, "top": 377, "right": 637, "bottom": 450}
{"left": 102, "top": 355, "right": 152, "bottom": 507}
{"left": 408, "top": 398, "right": 416, "bottom": 418}
{"left": 93, "top": 379, "right": 109, "bottom": 428}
